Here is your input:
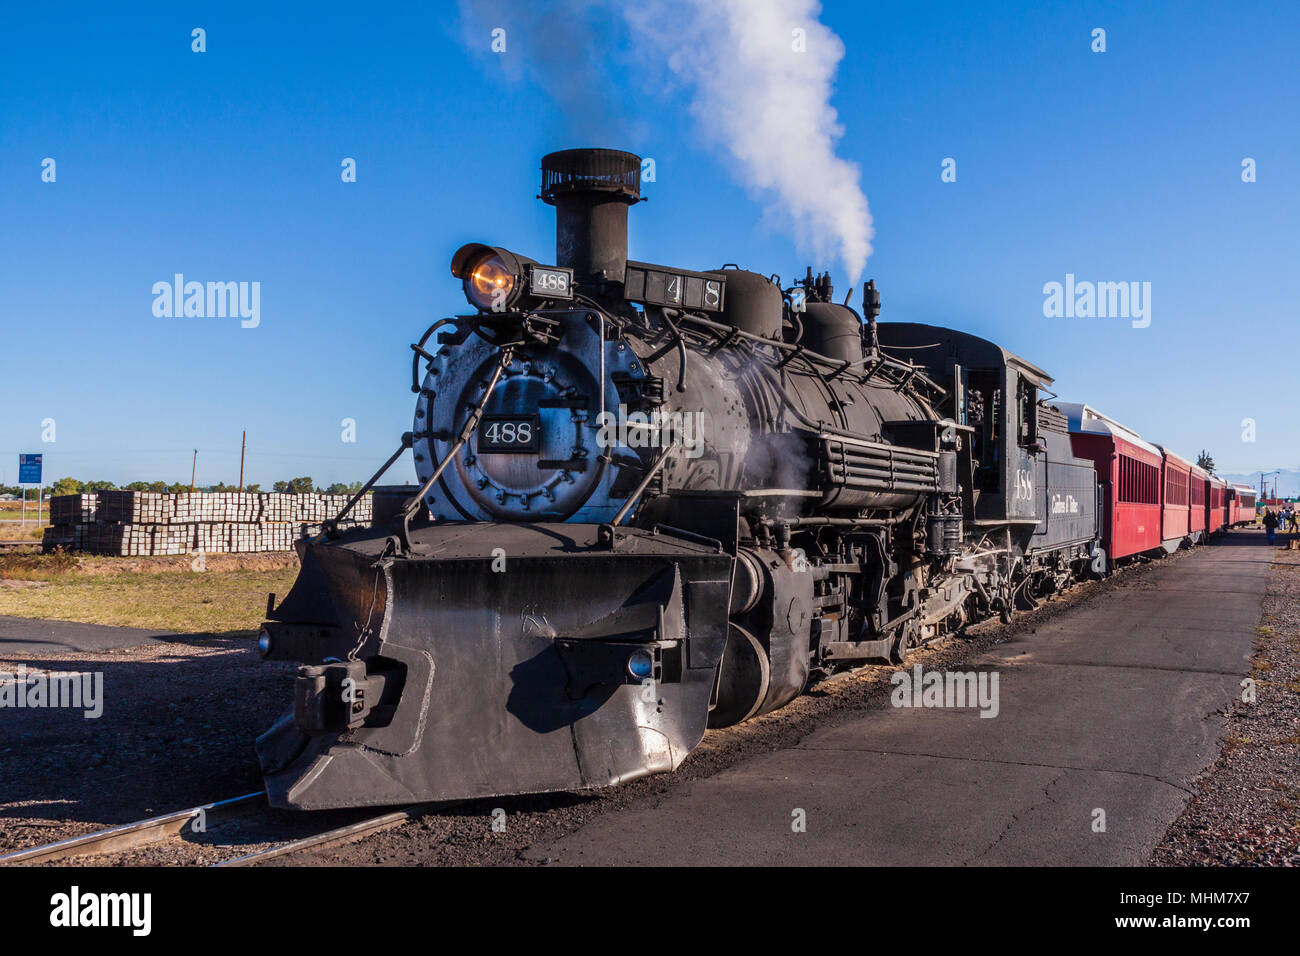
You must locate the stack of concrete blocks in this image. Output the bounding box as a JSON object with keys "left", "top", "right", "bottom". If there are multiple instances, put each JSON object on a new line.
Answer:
{"left": 41, "top": 492, "right": 373, "bottom": 556}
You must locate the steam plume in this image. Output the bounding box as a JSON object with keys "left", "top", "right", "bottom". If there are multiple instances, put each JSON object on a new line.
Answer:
{"left": 456, "top": 0, "right": 873, "bottom": 282}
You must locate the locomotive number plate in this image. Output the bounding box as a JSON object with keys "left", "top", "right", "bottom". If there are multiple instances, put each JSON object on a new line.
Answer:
{"left": 479, "top": 415, "right": 540, "bottom": 453}
{"left": 528, "top": 265, "right": 573, "bottom": 299}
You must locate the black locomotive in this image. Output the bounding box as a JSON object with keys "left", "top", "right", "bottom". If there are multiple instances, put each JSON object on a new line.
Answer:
{"left": 254, "top": 148, "right": 1103, "bottom": 809}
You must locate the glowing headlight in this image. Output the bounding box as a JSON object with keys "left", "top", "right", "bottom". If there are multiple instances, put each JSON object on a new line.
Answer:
{"left": 466, "top": 254, "right": 515, "bottom": 311}
{"left": 257, "top": 629, "right": 272, "bottom": 656}
{"left": 450, "top": 243, "right": 533, "bottom": 313}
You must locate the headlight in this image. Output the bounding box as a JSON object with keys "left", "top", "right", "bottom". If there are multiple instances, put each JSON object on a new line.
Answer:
{"left": 450, "top": 243, "right": 533, "bottom": 313}
{"left": 466, "top": 254, "right": 515, "bottom": 311}
{"left": 257, "top": 628, "right": 272, "bottom": 657}
{"left": 627, "top": 649, "right": 655, "bottom": 680}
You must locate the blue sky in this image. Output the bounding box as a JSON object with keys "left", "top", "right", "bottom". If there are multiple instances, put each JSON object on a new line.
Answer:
{"left": 1, "top": 1, "right": 1296, "bottom": 488}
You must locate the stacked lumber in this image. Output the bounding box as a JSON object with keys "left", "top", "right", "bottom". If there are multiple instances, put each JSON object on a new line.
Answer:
{"left": 172, "top": 492, "right": 264, "bottom": 524}
{"left": 41, "top": 492, "right": 372, "bottom": 556}
{"left": 49, "top": 494, "right": 98, "bottom": 525}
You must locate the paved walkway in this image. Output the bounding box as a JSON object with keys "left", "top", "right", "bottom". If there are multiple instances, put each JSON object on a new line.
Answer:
{"left": 525, "top": 533, "right": 1270, "bottom": 865}
{"left": 0, "top": 616, "right": 166, "bottom": 655}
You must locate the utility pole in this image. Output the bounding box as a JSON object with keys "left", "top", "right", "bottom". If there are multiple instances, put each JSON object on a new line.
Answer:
{"left": 239, "top": 430, "right": 247, "bottom": 492}
{"left": 1262, "top": 470, "right": 1278, "bottom": 503}
{"left": 190, "top": 449, "right": 198, "bottom": 493}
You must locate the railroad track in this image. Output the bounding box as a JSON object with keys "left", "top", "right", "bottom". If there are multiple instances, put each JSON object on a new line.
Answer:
{"left": 216, "top": 805, "right": 426, "bottom": 867}
{"left": 0, "top": 793, "right": 426, "bottom": 867}
{"left": 0, "top": 540, "right": 40, "bottom": 550}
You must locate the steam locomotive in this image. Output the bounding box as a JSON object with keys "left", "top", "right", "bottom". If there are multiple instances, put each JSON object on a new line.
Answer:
{"left": 253, "top": 149, "right": 1213, "bottom": 810}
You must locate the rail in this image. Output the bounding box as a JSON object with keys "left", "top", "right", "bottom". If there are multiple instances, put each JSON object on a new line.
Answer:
{"left": 0, "top": 793, "right": 434, "bottom": 867}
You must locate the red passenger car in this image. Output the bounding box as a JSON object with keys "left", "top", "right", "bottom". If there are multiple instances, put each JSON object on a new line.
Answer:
{"left": 1157, "top": 446, "right": 1191, "bottom": 552}
{"left": 1188, "top": 464, "right": 1208, "bottom": 541}
{"left": 1232, "top": 485, "right": 1258, "bottom": 525}
{"left": 1206, "top": 476, "right": 1227, "bottom": 535}
{"left": 1056, "top": 404, "right": 1163, "bottom": 565}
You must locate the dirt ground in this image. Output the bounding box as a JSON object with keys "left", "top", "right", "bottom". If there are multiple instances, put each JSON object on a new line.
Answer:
{"left": 0, "top": 635, "right": 296, "bottom": 858}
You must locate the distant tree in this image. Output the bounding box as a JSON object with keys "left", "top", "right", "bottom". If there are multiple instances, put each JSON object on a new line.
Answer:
{"left": 39, "top": 477, "right": 302, "bottom": 497}
{"left": 51, "top": 477, "right": 83, "bottom": 496}
{"left": 273, "top": 477, "right": 315, "bottom": 494}
{"left": 125, "top": 481, "right": 167, "bottom": 492}
{"left": 325, "top": 481, "right": 363, "bottom": 495}
{"left": 1196, "top": 450, "right": 1216, "bottom": 475}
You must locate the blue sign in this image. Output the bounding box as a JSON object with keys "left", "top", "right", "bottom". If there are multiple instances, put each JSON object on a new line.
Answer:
{"left": 18, "top": 454, "right": 42, "bottom": 485}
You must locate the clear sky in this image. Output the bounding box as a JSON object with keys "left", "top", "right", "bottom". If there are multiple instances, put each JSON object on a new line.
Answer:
{"left": 1, "top": 1, "right": 1296, "bottom": 488}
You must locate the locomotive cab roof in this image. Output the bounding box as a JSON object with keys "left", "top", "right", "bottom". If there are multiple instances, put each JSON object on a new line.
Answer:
{"left": 874, "top": 322, "right": 1054, "bottom": 388}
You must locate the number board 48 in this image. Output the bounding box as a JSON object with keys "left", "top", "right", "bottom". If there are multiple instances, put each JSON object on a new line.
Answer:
{"left": 623, "top": 260, "right": 725, "bottom": 313}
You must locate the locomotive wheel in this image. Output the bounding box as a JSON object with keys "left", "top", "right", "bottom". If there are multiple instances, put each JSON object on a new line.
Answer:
{"left": 708, "top": 623, "right": 770, "bottom": 728}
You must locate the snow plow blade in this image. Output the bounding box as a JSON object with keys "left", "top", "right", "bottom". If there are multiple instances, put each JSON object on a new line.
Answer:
{"left": 256, "top": 522, "right": 733, "bottom": 810}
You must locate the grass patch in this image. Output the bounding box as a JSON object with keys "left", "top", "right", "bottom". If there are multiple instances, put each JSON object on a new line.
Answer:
{"left": 0, "top": 501, "right": 49, "bottom": 539}
{"left": 0, "top": 550, "right": 79, "bottom": 580}
{"left": 0, "top": 567, "right": 300, "bottom": 634}
{"left": 0, "top": 522, "right": 47, "bottom": 541}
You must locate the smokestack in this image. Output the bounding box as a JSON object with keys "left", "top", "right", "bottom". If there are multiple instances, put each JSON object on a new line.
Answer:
{"left": 540, "top": 148, "right": 641, "bottom": 284}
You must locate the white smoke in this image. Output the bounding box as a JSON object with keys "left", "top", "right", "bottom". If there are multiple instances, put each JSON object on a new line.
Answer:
{"left": 455, "top": 0, "right": 873, "bottom": 282}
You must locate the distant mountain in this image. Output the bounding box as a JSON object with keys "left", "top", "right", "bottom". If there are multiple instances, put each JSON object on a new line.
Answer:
{"left": 1219, "top": 469, "right": 1300, "bottom": 498}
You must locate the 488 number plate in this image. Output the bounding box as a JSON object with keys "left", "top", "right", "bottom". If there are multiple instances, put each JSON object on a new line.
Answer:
{"left": 478, "top": 415, "right": 540, "bottom": 453}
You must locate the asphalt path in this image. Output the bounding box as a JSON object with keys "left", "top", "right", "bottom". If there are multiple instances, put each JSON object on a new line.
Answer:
{"left": 0, "top": 615, "right": 166, "bottom": 655}
{"left": 524, "top": 534, "right": 1269, "bottom": 865}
